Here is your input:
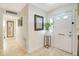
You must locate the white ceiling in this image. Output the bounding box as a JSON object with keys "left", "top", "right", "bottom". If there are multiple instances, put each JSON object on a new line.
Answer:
{"left": 0, "top": 3, "right": 26, "bottom": 12}
{"left": 0, "top": 3, "right": 68, "bottom": 12}
{"left": 31, "top": 3, "right": 68, "bottom": 12}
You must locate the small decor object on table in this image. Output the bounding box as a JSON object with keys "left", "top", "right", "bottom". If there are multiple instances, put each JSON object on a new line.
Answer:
{"left": 44, "top": 21, "right": 53, "bottom": 48}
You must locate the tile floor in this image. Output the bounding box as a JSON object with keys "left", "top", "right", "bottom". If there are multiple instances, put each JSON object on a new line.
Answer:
{"left": 1, "top": 39, "right": 72, "bottom": 56}
{"left": 3, "top": 39, "right": 27, "bottom": 56}
{"left": 27, "top": 47, "right": 72, "bottom": 56}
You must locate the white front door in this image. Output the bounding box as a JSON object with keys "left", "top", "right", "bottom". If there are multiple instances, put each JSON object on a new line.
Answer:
{"left": 53, "top": 12, "right": 73, "bottom": 53}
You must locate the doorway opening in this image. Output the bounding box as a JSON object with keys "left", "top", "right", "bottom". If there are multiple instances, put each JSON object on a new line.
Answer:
{"left": 3, "top": 14, "right": 17, "bottom": 55}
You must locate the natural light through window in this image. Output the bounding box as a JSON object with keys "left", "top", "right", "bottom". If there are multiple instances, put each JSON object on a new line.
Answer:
{"left": 49, "top": 18, "right": 53, "bottom": 32}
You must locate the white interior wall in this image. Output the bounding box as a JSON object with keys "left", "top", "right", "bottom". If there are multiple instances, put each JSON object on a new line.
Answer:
{"left": 16, "top": 5, "right": 28, "bottom": 49}
{"left": 27, "top": 4, "right": 47, "bottom": 52}
{"left": 0, "top": 8, "right": 4, "bottom": 55}
{"left": 18, "top": 4, "right": 47, "bottom": 52}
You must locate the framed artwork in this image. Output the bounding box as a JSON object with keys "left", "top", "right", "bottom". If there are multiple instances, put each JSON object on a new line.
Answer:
{"left": 18, "top": 17, "right": 23, "bottom": 26}
{"left": 7, "top": 21, "right": 14, "bottom": 37}
{"left": 34, "top": 14, "right": 44, "bottom": 31}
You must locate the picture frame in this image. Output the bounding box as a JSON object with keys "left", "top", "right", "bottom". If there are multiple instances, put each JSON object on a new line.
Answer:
{"left": 7, "top": 21, "right": 14, "bottom": 38}
{"left": 34, "top": 14, "right": 44, "bottom": 31}
{"left": 18, "top": 17, "right": 23, "bottom": 26}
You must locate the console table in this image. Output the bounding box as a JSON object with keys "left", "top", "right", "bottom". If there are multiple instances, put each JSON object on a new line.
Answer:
{"left": 44, "top": 35, "right": 51, "bottom": 48}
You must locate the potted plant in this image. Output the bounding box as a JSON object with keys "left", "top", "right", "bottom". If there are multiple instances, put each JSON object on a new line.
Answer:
{"left": 44, "top": 21, "right": 53, "bottom": 36}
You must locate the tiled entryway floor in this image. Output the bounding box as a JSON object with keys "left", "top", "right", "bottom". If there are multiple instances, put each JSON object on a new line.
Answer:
{"left": 27, "top": 47, "right": 72, "bottom": 56}
{"left": 2, "top": 39, "right": 72, "bottom": 56}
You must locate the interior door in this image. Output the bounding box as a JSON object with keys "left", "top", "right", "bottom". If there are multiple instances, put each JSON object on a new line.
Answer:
{"left": 53, "top": 12, "right": 73, "bottom": 53}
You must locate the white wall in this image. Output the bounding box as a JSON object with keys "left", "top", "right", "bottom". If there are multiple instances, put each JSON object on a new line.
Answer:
{"left": 28, "top": 5, "right": 47, "bottom": 52}
{"left": 0, "top": 8, "right": 3, "bottom": 55}
{"left": 17, "top": 4, "right": 47, "bottom": 52}
{"left": 16, "top": 5, "right": 28, "bottom": 49}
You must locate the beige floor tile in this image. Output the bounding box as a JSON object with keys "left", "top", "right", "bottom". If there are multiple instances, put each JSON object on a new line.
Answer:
{"left": 3, "top": 39, "right": 28, "bottom": 56}
{"left": 2, "top": 39, "right": 72, "bottom": 56}
{"left": 25, "top": 47, "right": 72, "bottom": 56}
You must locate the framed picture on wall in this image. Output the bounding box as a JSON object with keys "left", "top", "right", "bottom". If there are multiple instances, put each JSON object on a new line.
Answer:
{"left": 18, "top": 17, "right": 23, "bottom": 26}
{"left": 34, "top": 14, "right": 44, "bottom": 31}
{"left": 7, "top": 21, "right": 14, "bottom": 37}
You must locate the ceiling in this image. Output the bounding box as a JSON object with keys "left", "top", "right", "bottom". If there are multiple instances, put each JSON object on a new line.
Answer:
{"left": 0, "top": 3, "right": 69, "bottom": 12}
{"left": 0, "top": 3, "right": 26, "bottom": 12}
{"left": 31, "top": 3, "right": 69, "bottom": 12}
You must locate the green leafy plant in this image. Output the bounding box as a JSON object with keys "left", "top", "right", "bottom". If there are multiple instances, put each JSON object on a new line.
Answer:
{"left": 44, "top": 21, "right": 53, "bottom": 31}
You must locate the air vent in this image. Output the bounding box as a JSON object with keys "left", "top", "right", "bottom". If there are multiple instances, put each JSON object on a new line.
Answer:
{"left": 6, "top": 10, "right": 17, "bottom": 15}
